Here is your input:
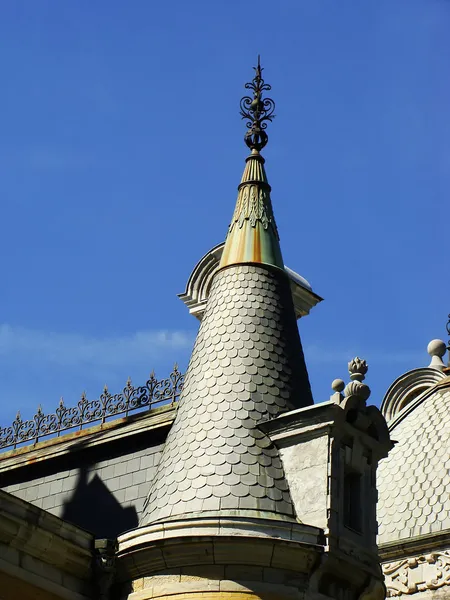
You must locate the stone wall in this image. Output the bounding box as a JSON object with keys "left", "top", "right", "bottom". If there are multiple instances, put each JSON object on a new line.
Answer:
{"left": 127, "top": 566, "right": 308, "bottom": 600}
{"left": 2, "top": 444, "right": 162, "bottom": 537}
{"left": 0, "top": 407, "right": 174, "bottom": 538}
{"left": 278, "top": 434, "right": 329, "bottom": 529}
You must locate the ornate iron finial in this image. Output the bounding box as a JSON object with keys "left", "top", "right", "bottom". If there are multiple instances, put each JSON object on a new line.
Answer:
{"left": 445, "top": 314, "right": 450, "bottom": 371}
{"left": 240, "top": 56, "right": 275, "bottom": 152}
{"left": 446, "top": 314, "right": 450, "bottom": 349}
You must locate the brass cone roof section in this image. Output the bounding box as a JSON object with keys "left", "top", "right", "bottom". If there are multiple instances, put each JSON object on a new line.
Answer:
{"left": 219, "top": 149, "right": 284, "bottom": 272}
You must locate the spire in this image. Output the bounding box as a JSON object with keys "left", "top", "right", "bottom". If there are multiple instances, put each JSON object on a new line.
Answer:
{"left": 140, "top": 60, "right": 313, "bottom": 527}
{"left": 240, "top": 55, "right": 275, "bottom": 153}
{"left": 219, "top": 58, "right": 283, "bottom": 271}
{"left": 444, "top": 314, "right": 450, "bottom": 374}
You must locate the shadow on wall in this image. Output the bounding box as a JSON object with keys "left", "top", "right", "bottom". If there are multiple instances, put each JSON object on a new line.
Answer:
{"left": 61, "top": 466, "right": 138, "bottom": 539}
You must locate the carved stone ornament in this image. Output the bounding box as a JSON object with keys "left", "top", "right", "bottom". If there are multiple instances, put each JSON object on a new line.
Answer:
{"left": 383, "top": 551, "right": 450, "bottom": 596}
{"left": 95, "top": 539, "right": 117, "bottom": 600}
{"left": 349, "top": 357, "right": 369, "bottom": 382}
{"left": 343, "top": 380, "right": 371, "bottom": 402}
{"left": 343, "top": 357, "right": 371, "bottom": 402}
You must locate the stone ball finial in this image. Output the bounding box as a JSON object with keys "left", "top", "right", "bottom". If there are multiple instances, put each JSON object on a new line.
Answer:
{"left": 427, "top": 339, "right": 446, "bottom": 358}
{"left": 331, "top": 379, "right": 345, "bottom": 393}
{"left": 427, "top": 339, "right": 447, "bottom": 371}
{"left": 348, "top": 357, "right": 368, "bottom": 382}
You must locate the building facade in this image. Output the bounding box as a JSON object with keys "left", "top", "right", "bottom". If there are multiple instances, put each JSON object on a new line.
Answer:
{"left": 378, "top": 339, "right": 450, "bottom": 600}
{"left": 0, "top": 62, "right": 447, "bottom": 600}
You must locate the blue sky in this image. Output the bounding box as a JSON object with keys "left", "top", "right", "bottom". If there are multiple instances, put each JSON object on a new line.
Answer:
{"left": 0, "top": 0, "right": 449, "bottom": 431}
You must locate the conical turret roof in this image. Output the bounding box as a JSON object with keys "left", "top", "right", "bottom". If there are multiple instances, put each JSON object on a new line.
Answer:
{"left": 140, "top": 60, "right": 313, "bottom": 526}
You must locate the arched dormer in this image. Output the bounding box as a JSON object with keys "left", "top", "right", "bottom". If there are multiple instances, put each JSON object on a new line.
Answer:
{"left": 381, "top": 339, "right": 448, "bottom": 422}
{"left": 381, "top": 367, "right": 446, "bottom": 422}
{"left": 178, "top": 242, "right": 323, "bottom": 320}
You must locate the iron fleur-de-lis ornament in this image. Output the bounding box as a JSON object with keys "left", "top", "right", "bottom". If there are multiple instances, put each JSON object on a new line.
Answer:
{"left": 240, "top": 56, "right": 276, "bottom": 152}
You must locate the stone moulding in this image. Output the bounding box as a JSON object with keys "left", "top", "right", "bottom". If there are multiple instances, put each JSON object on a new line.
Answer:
{"left": 178, "top": 242, "right": 323, "bottom": 320}
{"left": 0, "top": 489, "right": 93, "bottom": 577}
{"left": 382, "top": 549, "right": 450, "bottom": 596}
{"left": 116, "top": 514, "right": 323, "bottom": 581}
{"left": 0, "top": 489, "right": 93, "bottom": 599}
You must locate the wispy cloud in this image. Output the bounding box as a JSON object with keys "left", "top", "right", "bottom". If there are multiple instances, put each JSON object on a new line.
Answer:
{"left": 305, "top": 344, "right": 424, "bottom": 367}
{"left": 0, "top": 325, "right": 429, "bottom": 423}
{"left": 0, "top": 324, "right": 195, "bottom": 422}
{"left": 0, "top": 324, "right": 195, "bottom": 370}
{"left": 0, "top": 324, "right": 426, "bottom": 372}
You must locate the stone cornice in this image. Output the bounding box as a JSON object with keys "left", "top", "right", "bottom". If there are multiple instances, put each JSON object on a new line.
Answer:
{"left": 0, "top": 489, "right": 93, "bottom": 578}
{"left": 260, "top": 400, "right": 391, "bottom": 460}
{"left": 0, "top": 557, "right": 90, "bottom": 600}
{"left": 117, "top": 514, "right": 324, "bottom": 581}
{"left": 379, "top": 529, "right": 450, "bottom": 562}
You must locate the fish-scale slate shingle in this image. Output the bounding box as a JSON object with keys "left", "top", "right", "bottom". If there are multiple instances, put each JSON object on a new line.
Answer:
{"left": 377, "top": 387, "right": 450, "bottom": 543}
{"left": 141, "top": 264, "right": 313, "bottom": 525}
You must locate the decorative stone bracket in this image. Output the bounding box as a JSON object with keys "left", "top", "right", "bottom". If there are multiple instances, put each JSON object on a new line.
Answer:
{"left": 95, "top": 538, "right": 118, "bottom": 600}
{"left": 331, "top": 358, "right": 391, "bottom": 448}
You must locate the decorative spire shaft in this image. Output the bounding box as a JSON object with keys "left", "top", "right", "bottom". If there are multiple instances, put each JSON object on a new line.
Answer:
{"left": 219, "top": 58, "right": 283, "bottom": 272}
{"left": 445, "top": 314, "right": 450, "bottom": 373}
